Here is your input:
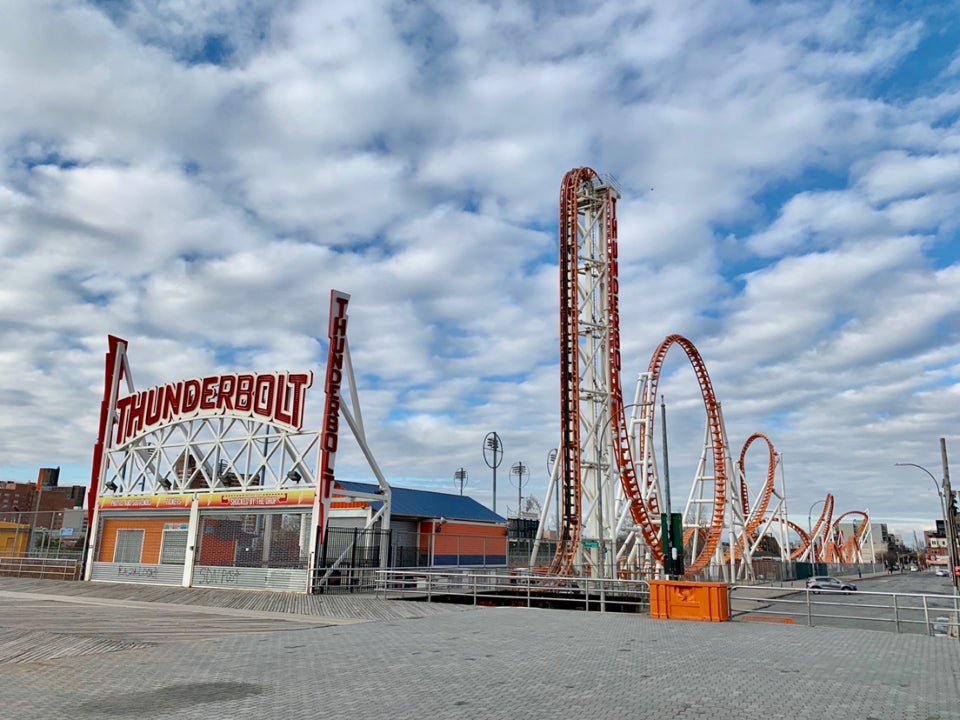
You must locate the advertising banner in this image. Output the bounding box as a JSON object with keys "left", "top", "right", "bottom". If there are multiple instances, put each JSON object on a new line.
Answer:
{"left": 99, "top": 489, "right": 316, "bottom": 511}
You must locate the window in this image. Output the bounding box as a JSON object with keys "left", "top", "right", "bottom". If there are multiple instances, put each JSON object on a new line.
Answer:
{"left": 160, "top": 526, "right": 189, "bottom": 564}
{"left": 114, "top": 529, "right": 144, "bottom": 564}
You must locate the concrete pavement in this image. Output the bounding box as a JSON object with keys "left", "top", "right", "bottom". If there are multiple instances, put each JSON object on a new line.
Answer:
{"left": 0, "top": 576, "right": 956, "bottom": 719}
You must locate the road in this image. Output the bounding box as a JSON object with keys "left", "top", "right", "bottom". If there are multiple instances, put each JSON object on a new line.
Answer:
{"left": 735, "top": 569, "right": 960, "bottom": 635}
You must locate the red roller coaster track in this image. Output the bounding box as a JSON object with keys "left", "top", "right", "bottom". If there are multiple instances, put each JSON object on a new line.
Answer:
{"left": 739, "top": 433, "right": 777, "bottom": 536}
{"left": 549, "top": 167, "right": 868, "bottom": 578}
{"left": 637, "top": 335, "right": 729, "bottom": 575}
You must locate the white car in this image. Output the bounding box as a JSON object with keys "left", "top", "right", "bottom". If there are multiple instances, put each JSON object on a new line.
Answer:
{"left": 935, "top": 568, "right": 949, "bottom": 577}
{"left": 932, "top": 616, "right": 950, "bottom": 636}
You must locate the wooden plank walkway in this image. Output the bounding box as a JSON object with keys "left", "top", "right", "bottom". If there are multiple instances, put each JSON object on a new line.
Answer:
{"left": 0, "top": 576, "right": 474, "bottom": 622}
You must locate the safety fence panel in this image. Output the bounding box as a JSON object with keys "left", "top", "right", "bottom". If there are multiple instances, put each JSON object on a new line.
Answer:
{"left": 729, "top": 584, "right": 960, "bottom": 636}
{"left": 0, "top": 556, "right": 82, "bottom": 581}
{"left": 314, "top": 528, "right": 510, "bottom": 593}
{"left": 375, "top": 569, "right": 650, "bottom": 613}
{"left": 0, "top": 510, "right": 87, "bottom": 559}
{"left": 508, "top": 539, "right": 558, "bottom": 569}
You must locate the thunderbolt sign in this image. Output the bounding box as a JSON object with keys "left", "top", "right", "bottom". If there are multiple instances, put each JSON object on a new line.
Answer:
{"left": 113, "top": 371, "right": 314, "bottom": 446}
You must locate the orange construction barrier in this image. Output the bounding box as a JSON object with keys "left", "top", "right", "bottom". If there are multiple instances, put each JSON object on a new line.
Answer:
{"left": 649, "top": 580, "right": 729, "bottom": 622}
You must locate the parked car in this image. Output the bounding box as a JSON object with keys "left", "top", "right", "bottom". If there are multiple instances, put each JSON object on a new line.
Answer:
{"left": 805, "top": 576, "right": 857, "bottom": 593}
{"left": 932, "top": 616, "right": 950, "bottom": 636}
{"left": 935, "top": 568, "right": 948, "bottom": 577}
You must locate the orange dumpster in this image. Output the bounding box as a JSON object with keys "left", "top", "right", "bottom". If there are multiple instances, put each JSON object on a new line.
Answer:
{"left": 649, "top": 580, "right": 729, "bottom": 621}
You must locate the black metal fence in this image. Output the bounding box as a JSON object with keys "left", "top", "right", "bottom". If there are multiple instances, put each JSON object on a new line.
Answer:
{"left": 315, "top": 526, "right": 516, "bottom": 593}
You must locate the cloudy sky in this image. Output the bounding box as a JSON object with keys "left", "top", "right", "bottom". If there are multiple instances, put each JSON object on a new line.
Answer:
{"left": 2, "top": 0, "right": 959, "bottom": 545}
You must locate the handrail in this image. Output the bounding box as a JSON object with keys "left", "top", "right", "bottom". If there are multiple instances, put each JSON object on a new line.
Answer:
{"left": 729, "top": 584, "right": 960, "bottom": 637}
{"left": 0, "top": 555, "right": 82, "bottom": 581}
{"left": 374, "top": 569, "right": 650, "bottom": 613}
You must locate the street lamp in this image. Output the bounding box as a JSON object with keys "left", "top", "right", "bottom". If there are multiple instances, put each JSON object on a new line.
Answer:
{"left": 895, "top": 460, "right": 956, "bottom": 586}
{"left": 895, "top": 462, "right": 946, "bottom": 526}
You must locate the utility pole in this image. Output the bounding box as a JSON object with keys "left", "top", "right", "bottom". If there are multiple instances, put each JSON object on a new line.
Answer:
{"left": 941, "top": 438, "right": 960, "bottom": 596}
{"left": 660, "top": 396, "right": 683, "bottom": 578}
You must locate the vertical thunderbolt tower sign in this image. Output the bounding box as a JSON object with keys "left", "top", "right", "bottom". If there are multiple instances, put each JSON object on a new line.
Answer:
{"left": 315, "top": 290, "right": 350, "bottom": 549}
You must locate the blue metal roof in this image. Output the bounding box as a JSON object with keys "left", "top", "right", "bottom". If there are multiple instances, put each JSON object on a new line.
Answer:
{"left": 335, "top": 481, "right": 506, "bottom": 523}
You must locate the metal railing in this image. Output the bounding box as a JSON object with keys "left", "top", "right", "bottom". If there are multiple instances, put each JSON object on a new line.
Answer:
{"left": 0, "top": 555, "right": 83, "bottom": 581}
{"left": 374, "top": 569, "right": 650, "bottom": 613}
{"left": 730, "top": 584, "right": 960, "bottom": 637}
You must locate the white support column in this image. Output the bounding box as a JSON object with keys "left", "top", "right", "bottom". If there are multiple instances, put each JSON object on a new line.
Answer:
{"left": 182, "top": 494, "right": 200, "bottom": 587}
{"left": 83, "top": 504, "right": 102, "bottom": 581}
{"left": 307, "top": 488, "right": 323, "bottom": 593}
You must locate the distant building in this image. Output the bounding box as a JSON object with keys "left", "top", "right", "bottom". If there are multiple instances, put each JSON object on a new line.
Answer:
{"left": 507, "top": 517, "right": 539, "bottom": 541}
{"left": 0, "top": 469, "right": 85, "bottom": 530}
{"left": 0, "top": 482, "right": 34, "bottom": 518}
{"left": 924, "top": 527, "right": 948, "bottom": 566}
{"left": 828, "top": 521, "right": 885, "bottom": 563}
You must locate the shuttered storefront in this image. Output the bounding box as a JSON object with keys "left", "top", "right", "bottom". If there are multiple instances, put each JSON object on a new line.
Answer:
{"left": 91, "top": 514, "right": 190, "bottom": 586}
{"left": 192, "top": 510, "right": 311, "bottom": 591}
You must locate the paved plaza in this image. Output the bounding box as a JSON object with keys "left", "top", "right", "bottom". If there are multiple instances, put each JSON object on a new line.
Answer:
{"left": 0, "top": 577, "right": 957, "bottom": 719}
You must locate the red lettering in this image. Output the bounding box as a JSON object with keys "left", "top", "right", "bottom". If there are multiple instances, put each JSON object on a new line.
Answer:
{"left": 162, "top": 383, "right": 182, "bottom": 423}
{"left": 217, "top": 374, "right": 236, "bottom": 412}
{"left": 145, "top": 387, "right": 162, "bottom": 426}
{"left": 200, "top": 376, "right": 218, "bottom": 411}
{"left": 286, "top": 372, "right": 312, "bottom": 428}
{"left": 115, "top": 396, "right": 132, "bottom": 445}
{"left": 274, "top": 375, "right": 293, "bottom": 426}
{"left": 112, "top": 369, "right": 313, "bottom": 444}
{"left": 126, "top": 390, "right": 147, "bottom": 440}
{"left": 253, "top": 375, "right": 275, "bottom": 417}
{"left": 235, "top": 375, "right": 254, "bottom": 412}
{"left": 181, "top": 379, "right": 201, "bottom": 413}
{"left": 328, "top": 293, "right": 349, "bottom": 336}
{"left": 319, "top": 290, "right": 349, "bottom": 502}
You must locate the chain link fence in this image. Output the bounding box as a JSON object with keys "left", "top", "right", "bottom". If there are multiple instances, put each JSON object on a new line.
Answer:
{"left": 0, "top": 510, "right": 86, "bottom": 560}
{"left": 0, "top": 509, "right": 85, "bottom": 580}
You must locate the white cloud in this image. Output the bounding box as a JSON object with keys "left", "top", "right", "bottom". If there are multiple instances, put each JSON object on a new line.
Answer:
{"left": 0, "top": 0, "right": 958, "bottom": 546}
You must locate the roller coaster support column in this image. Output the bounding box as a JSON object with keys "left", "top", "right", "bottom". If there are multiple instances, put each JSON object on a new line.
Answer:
{"left": 659, "top": 396, "right": 683, "bottom": 577}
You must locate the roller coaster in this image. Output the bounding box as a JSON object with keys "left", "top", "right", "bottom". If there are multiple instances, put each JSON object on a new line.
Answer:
{"left": 533, "top": 167, "right": 868, "bottom": 580}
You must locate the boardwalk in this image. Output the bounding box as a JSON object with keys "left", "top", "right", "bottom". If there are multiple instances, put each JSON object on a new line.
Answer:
{"left": 0, "top": 576, "right": 957, "bottom": 719}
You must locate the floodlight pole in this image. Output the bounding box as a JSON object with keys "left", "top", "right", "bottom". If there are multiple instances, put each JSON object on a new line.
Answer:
{"left": 483, "top": 432, "right": 503, "bottom": 515}
{"left": 511, "top": 461, "right": 528, "bottom": 518}
{"left": 454, "top": 467, "right": 469, "bottom": 496}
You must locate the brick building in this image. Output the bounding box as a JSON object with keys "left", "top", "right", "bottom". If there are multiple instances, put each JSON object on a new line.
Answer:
{"left": 0, "top": 467, "right": 85, "bottom": 530}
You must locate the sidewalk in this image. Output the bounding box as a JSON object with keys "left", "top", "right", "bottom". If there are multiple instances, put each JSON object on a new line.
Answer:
{"left": 0, "top": 576, "right": 958, "bottom": 719}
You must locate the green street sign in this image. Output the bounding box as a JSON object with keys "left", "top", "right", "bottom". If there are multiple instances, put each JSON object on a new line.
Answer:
{"left": 582, "top": 540, "right": 600, "bottom": 548}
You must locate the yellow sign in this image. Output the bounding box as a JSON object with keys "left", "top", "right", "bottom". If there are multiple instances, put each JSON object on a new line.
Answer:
{"left": 99, "top": 488, "right": 316, "bottom": 510}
